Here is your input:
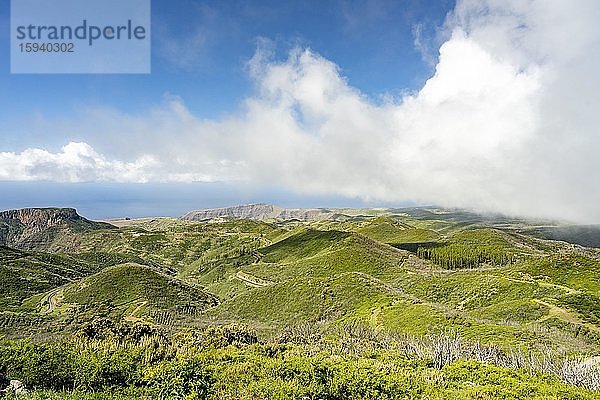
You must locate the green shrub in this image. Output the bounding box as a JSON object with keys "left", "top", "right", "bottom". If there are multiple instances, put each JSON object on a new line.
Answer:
{"left": 143, "top": 357, "right": 214, "bottom": 399}
{"left": 0, "top": 341, "right": 75, "bottom": 390}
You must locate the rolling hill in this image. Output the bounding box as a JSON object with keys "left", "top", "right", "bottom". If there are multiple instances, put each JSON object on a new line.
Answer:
{"left": 58, "top": 263, "right": 218, "bottom": 323}
{"left": 0, "top": 205, "right": 599, "bottom": 398}
{"left": 0, "top": 246, "right": 151, "bottom": 310}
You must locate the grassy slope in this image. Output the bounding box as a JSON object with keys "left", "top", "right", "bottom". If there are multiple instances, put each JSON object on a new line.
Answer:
{"left": 48, "top": 219, "right": 285, "bottom": 278}
{"left": 0, "top": 247, "right": 151, "bottom": 309}
{"left": 1, "top": 211, "right": 600, "bottom": 397}
{"left": 197, "top": 225, "right": 600, "bottom": 355}
{"left": 357, "top": 216, "right": 441, "bottom": 244}
{"left": 2, "top": 214, "right": 598, "bottom": 353}
{"left": 60, "top": 263, "right": 217, "bottom": 323}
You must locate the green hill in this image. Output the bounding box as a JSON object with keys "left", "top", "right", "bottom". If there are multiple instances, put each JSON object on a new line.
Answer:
{"left": 47, "top": 218, "right": 284, "bottom": 277}
{"left": 194, "top": 229, "right": 410, "bottom": 301}
{"left": 357, "top": 216, "right": 440, "bottom": 244}
{"left": 195, "top": 224, "right": 600, "bottom": 354}
{"left": 0, "top": 246, "right": 145, "bottom": 309}
{"left": 1, "top": 207, "right": 600, "bottom": 398}
{"left": 59, "top": 263, "right": 218, "bottom": 324}
{"left": 259, "top": 228, "right": 352, "bottom": 262}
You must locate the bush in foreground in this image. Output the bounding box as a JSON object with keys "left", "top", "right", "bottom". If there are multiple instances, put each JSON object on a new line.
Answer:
{"left": 0, "top": 323, "right": 598, "bottom": 399}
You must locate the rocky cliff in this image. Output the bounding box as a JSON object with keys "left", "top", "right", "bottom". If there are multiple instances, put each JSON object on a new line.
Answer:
{"left": 181, "top": 204, "right": 346, "bottom": 222}
{"left": 0, "top": 208, "right": 114, "bottom": 250}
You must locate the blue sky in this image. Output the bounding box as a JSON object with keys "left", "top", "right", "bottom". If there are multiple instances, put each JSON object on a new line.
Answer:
{"left": 0, "top": 0, "right": 452, "bottom": 140}
{"left": 0, "top": 0, "right": 452, "bottom": 217}
{"left": 1, "top": 0, "right": 599, "bottom": 222}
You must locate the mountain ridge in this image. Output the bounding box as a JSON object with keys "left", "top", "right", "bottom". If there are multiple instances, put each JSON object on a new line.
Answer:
{"left": 0, "top": 207, "right": 114, "bottom": 250}
{"left": 181, "top": 203, "right": 342, "bottom": 221}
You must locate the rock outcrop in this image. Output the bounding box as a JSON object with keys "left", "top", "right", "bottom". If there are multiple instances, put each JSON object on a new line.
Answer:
{"left": 0, "top": 379, "right": 28, "bottom": 395}
{"left": 181, "top": 204, "right": 347, "bottom": 222}
{"left": 0, "top": 207, "right": 114, "bottom": 250}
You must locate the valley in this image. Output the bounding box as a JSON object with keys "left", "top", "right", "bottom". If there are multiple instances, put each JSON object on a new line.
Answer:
{"left": 0, "top": 205, "right": 599, "bottom": 398}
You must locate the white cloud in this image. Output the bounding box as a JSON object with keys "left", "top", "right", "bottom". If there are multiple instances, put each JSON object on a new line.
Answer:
{"left": 0, "top": 142, "right": 159, "bottom": 183}
{"left": 2, "top": 0, "right": 600, "bottom": 223}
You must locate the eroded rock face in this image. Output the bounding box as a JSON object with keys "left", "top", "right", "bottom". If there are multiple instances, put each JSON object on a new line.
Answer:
{"left": 0, "top": 207, "right": 113, "bottom": 250}
{"left": 182, "top": 204, "right": 281, "bottom": 220}
{"left": 181, "top": 203, "right": 342, "bottom": 222}
{"left": 0, "top": 207, "right": 80, "bottom": 231}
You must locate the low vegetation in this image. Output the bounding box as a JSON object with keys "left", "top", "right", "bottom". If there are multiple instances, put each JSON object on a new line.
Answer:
{"left": 0, "top": 206, "right": 599, "bottom": 398}
{"left": 1, "top": 323, "right": 598, "bottom": 399}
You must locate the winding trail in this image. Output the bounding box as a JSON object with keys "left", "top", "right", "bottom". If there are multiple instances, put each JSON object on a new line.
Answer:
{"left": 504, "top": 277, "right": 579, "bottom": 295}
{"left": 531, "top": 299, "right": 600, "bottom": 333}
{"left": 235, "top": 271, "right": 273, "bottom": 287}
{"left": 123, "top": 301, "right": 148, "bottom": 323}
{"left": 42, "top": 290, "right": 61, "bottom": 314}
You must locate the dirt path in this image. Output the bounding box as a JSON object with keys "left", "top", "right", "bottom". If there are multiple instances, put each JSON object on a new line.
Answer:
{"left": 345, "top": 271, "right": 421, "bottom": 301}
{"left": 504, "top": 277, "right": 579, "bottom": 295}
{"left": 532, "top": 299, "right": 600, "bottom": 333}
{"left": 123, "top": 301, "right": 148, "bottom": 323}
{"left": 235, "top": 271, "right": 273, "bottom": 287}
{"left": 42, "top": 290, "right": 61, "bottom": 314}
{"left": 337, "top": 271, "right": 580, "bottom": 331}
{"left": 354, "top": 271, "right": 600, "bottom": 334}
